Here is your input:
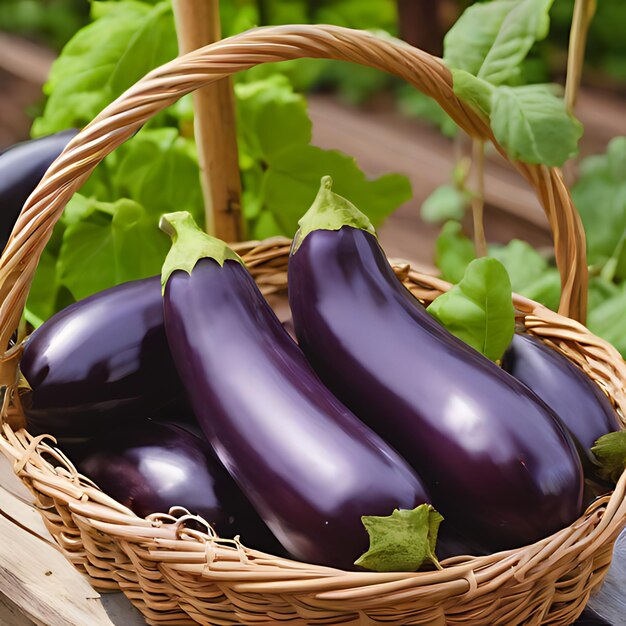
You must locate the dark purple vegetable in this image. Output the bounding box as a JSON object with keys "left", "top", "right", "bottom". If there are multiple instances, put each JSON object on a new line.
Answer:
{"left": 20, "top": 276, "right": 185, "bottom": 439}
{"left": 160, "top": 211, "right": 430, "bottom": 569}
{"left": 502, "top": 333, "right": 620, "bottom": 464}
{"left": 288, "top": 178, "right": 583, "bottom": 553}
{"left": 0, "top": 130, "right": 78, "bottom": 251}
{"left": 572, "top": 610, "right": 612, "bottom": 626}
{"left": 75, "top": 420, "right": 281, "bottom": 552}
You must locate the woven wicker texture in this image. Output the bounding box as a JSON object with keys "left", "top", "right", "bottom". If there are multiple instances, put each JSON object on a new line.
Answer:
{"left": 0, "top": 25, "right": 624, "bottom": 626}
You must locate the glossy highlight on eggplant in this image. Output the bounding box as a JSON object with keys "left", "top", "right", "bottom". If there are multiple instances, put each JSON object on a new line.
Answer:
{"left": 161, "top": 211, "right": 430, "bottom": 569}
{"left": 0, "top": 130, "right": 78, "bottom": 251}
{"left": 288, "top": 178, "right": 584, "bottom": 553}
{"left": 502, "top": 333, "right": 620, "bottom": 463}
{"left": 20, "top": 276, "right": 184, "bottom": 438}
{"left": 75, "top": 420, "right": 281, "bottom": 552}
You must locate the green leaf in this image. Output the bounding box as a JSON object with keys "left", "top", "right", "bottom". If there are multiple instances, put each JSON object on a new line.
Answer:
{"left": 573, "top": 138, "right": 626, "bottom": 270}
{"left": 477, "top": 0, "right": 554, "bottom": 85}
{"left": 451, "top": 70, "right": 494, "bottom": 118}
{"left": 108, "top": 2, "right": 177, "bottom": 98}
{"left": 588, "top": 289, "right": 626, "bottom": 359}
{"left": 607, "top": 137, "right": 626, "bottom": 180}
{"left": 354, "top": 504, "right": 443, "bottom": 573}
{"left": 588, "top": 276, "right": 621, "bottom": 313}
{"left": 489, "top": 239, "right": 547, "bottom": 291}
{"left": 421, "top": 185, "right": 470, "bottom": 224}
{"left": 444, "top": 0, "right": 517, "bottom": 77}
{"left": 490, "top": 85, "right": 583, "bottom": 166}
{"left": 591, "top": 431, "right": 626, "bottom": 484}
{"left": 24, "top": 248, "right": 60, "bottom": 328}
{"left": 235, "top": 75, "right": 312, "bottom": 162}
{"left": 250, "top": 210, "right": 283, "bottom": 240}
{"left": 57, "top": 197, "right": 169, "bottom": 301}
{"left": 112, "top": 128, "right": 204, "bottom": 225}
{"left": 33, "top": 1, "right": 176, "bottom": 136}
{"left": 434, "top": 221, "right": 475, "bottom": 284}
{"left": 489, "top": 239, "right": 561, "bottom": 310}
{"left": 235, "top": 75, "right": 411, "bottom": 238}
{"left": 520, "top": 270, "right": 561, "bottom": 312}
{"left": 428, "top": 257, "right": 515, "bottom": 362}
{"left": 444, "top": 0, "right": 553, "bottom": 86}
{"left": 263, "top": 144, "right": 411, "bottom": 236}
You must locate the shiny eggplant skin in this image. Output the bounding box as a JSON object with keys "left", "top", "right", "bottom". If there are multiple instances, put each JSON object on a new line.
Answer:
{"left": 288, "top": 226, "right": 584, "bottom": 552}
{"left": 502, "top": 333, "right": 620, "bottom": 463}
{"left": 164, "top": 258, "right": 430, "bottom": 569}
{"left": 20, "top": 276, "right": 184, "bottom": 438}
{"left": 0, "top": 130, "right": 78, "bottom": 250}
{"left": 75, "top": 420, "right": 281, "bottom": 551}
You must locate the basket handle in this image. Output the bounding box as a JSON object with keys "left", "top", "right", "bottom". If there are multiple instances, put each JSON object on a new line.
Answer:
{"left": 0, "top": 24, "right": 587, "bottom": 352}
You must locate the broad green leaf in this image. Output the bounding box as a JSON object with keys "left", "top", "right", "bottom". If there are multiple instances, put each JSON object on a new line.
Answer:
{"left": 490, "top": 85, "right": 583, "bottom": 166}
{"left": 588, "top": 289, "right": 626, "bottom": 359}
{"left": 444, "top": 0, "right": 517, "bottom": 77}
{"left": 112, "top": 128, "right": 204, "bottom": 225}
{"left": 33, "top": 1, "right": 176, "bottom": 136}
{"left": 58, "top": 197, "right": 168, "bottom": 301}
{"left": 109, "top": 2, "right": 177, "bottom": 98}
{"left": 489, "top": 239, "right": 547, "bottom": 291}
{"left": 263, "top": 144, "right": 411, "bottom": 236}
{"left": 421, "top": 185, "right": 470, "bottom": 223}
{"left": 573, "top": 138, "right": 626, "bottom": 270}
{"left": 451, "top": 70, "right": 493, "bottom": 118}
{"left": 428, "top": 257, "right": 515, "bottom": 362}
{"left": 24, "top": 248, "right": 60, "bottom": 328}
{"left": 477, "top": 0, "right": 554, "bottom": 85}
{"left": 607, "top": 137, "right": 626, "bottom": 180}
{"left": 444, "top": 0, "right": 553, "bottom": 86}
{"left": 520, "top": 270, "right": 561, "bottom": 312}
{"left": 490, "top": 239, "right": 561, "bottom": 310}
{"left": 235, "top": 75, "right": 311, "bottom": 162}
{"left": 250, "top": 210, "right": 283, "bottom": 241}
{"left": 434, "top": 221, "right": 475, "bottom": 284}
{"left": 591, "top": 431, "right": 626, "bottom": 484}
{"left": 355, "top": 505, "right": 443, "bottom": 573}
{"left": 588, "top": 276, "right": 621, "bottom": 313}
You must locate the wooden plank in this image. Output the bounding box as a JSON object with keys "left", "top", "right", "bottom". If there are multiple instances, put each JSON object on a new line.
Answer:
{"left": 0, "top": 507, "right": 115, "bottom": 626}
{"left": 0, "top": 457, "right": 146, "bottom": 625}
{"left": 0, "top": 593, "right": 36, "bottom": 626}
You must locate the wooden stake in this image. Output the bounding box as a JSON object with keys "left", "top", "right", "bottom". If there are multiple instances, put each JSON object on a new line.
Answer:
{"left": 471, "top": 140, "right": 487, "bottom": 258}
{"left": 173, "top": 0, "right": 243, "bottom": 241}
{"left": 565, "top": 0, "right": 596, "bottom": 114}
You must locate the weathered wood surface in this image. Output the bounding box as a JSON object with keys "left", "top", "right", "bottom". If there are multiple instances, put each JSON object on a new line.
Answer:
{"left": 0, "top": 456, "right": 146, "bottom": 626}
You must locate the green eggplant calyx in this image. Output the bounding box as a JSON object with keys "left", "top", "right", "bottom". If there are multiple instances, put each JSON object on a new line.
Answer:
{"left": 292, "top": 176, "right": 377, "bottom": 254}
{"left": 160, "top": 211, "right": 244, "bottom": 291}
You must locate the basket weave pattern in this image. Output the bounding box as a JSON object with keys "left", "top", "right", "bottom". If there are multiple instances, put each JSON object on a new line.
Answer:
{"left": 0, "top": 25, "right": 625, "bottom": 625}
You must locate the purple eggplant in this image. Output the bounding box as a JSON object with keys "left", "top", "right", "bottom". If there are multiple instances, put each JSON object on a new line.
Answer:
{"left": 502, "top": 333, "right": 620, "bottom": 465}
{"left": 160, "top": 211, "right": 430, "bottom": 569}
{"left": 20, "top": 276, "right": 184, "bottom": 439}
{"left": 288, "top": 178, "right": 584, "bottom": 553}
{"left": 0, "top": 130, "right": 78, "bottom": 251}
{"left": 75, "top": 420, "right": 281, "bottom": 552}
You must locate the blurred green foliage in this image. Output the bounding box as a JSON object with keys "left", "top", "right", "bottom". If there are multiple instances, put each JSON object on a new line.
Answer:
{"left": 0, "top": 0, "right": 89, "bottom": 49}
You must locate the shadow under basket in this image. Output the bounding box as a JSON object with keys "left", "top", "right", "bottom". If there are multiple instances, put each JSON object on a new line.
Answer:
{"left": 0, "top": 24, "right": 625, "bottom": 626}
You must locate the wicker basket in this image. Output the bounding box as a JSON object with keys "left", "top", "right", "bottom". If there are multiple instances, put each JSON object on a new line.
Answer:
{"left": 1, "top": 25, "right": 625, "bottom": 626}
